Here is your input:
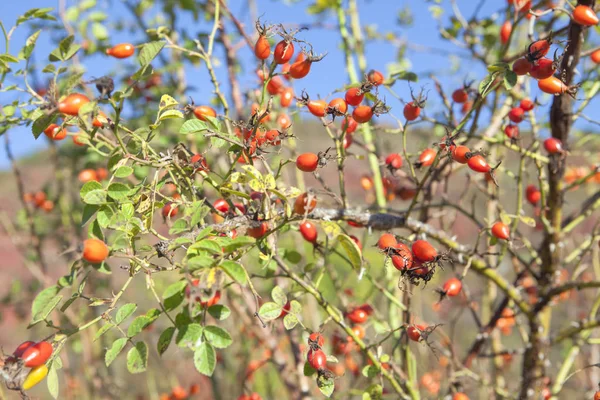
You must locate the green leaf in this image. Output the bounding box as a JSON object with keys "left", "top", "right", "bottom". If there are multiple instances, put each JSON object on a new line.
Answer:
{"left": 16, "top": 8, "right": 56, "bottom": 26}
{"left": 49, "top": 35, "right": 81, "bottom": 62}
{"left": 390, "top": 70, "right": 418, "bottom": 83}
{"left": 187, "top": 255, "right": 216, "bottom": 270}
{"left": 271, "top": 286, "right": 287, "bottom": 306}
{"left": 479, "top": 72, "right": 497, "bottom": 97}
{"left": 363, "top": 384, "right": 383, "bottom": 400}
{"left": 188, "top": 240, "right": 223, "bottom": 255}
{"left": 338, "top": 234, "right": 363, "bottom": 270}
{"left": 207, "top": 305, "right": 231, "bottom": 320}
{"left": 138, "top": 41, "right": 165, "bottom": 66}
{"left": 519, "top": 215, "right": 536, "bottom": 227}
{"left": 258, "top": 302, "right": 282, "bottom": 321}
{"left": 162, "top": 280, "right": 187, "bottom": 311}
{"left": 31, "top": 294, "right": 63, "bottom": 325}
{"left": 97, "top": 206, "right": 114, "bottom": 228}
{"left": 504, "top": 71, "right": 517, "bottom": 90}
{"left": 303, "top": 361, "right": 317, "bottom": 376}
{"left": 47, "top": 365, "right": 59, "bottom": 399}
{"left": 114, "top": 166, "right": 133, "bottom": 178}
{"left": 362, "top": 364, "right": 379, "bottom": 378}
{"left": 317, "top": 374, "right": 335, "bottom": 397}
{"left": 321, "top": 221, "right": 342, "bottom": 240}
{"left": 179, "top": 119, "right": 208, "bottom": 134}
{"left": 487, "top": 62, "right": 509, "bottom": 73}
{"left": 290, "top": 300, "right": 302, "bottom": 314}
{"left": 221, "top": 236, "right": 255, "bottom": 252}
{"left": 194, "top": 342, "right": 216, "bottom": 376}
{"left": 105, "top": 337, "right": 127, "bottom": 366}
{"left": 157, "top": 326, "right": 175, "bottom": 356}
{"left": 159, "top": 109, "right": 184, "bottom": 121}
{"left": 116, "top": 303, "right": 137, "bottom": 324}
{"left": 20, "top": 30, "right": 41, "bottom": 60}
{"left": 83, "top": 190, "right": 107, "bottom": 205}
{"left": 91, "top": 23, "right": 108, "bottom": 40}
{"left": 176, "top": 323, "right": 203, "bottom": 347}
{"left": 81, "top": 204, "right": 98, "bottom": 226}
{"left": 158, "top": 94, "right": 179, "bottom": 111}
{"left": 80, "top": 181, "right": 103, "bottom": 198}
{"left": 30, "top": 286, "right": 60, "bottom": 321}
{"left": 283, "top": 313, "right": 298, "bottom": 330}
{"left": 219, "top": 261, "right": 247, "bottom": 285}
{"left": 127, "top": 341, "right": 148, "bottom": 374}
{"left": 32, "top": 113, "right": 56, "bottom": 139}
{"left": 127, "top": 316, "right": 151, "bottom": 337}
{"left": 204, "top": 325, "right": 232, "bottom": 349}
{"left": 107, "top": 183, "right": 130, "bottom": 201}
{"left": 94, "top": 323, "right": 114, "bottom": 341}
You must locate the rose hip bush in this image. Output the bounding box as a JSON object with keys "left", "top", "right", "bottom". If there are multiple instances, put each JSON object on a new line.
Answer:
{"left": 1, "top": 0, "right": 600, "bottom": 399}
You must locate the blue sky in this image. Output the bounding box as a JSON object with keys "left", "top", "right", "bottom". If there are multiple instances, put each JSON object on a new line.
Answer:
{"left": 0, "top": 0, "right": 596, "bottom": 168}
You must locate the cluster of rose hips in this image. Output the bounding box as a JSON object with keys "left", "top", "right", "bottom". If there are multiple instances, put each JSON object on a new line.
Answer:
{"left": 22, "top": 191, "right": 55, "bottom": 213}
{"left": 508, "top": 4, "right": 599, "bottom": 96}
{"left": 306, "top": 332, "right": 330, "bottom": 376}
{"left": 4, "top": 340, "right": 53, "bottom": 391}
{"left": 504, "top": 98, "right": 535, "bottom": 141}
{"left": 377, "top": 234, "right": 446, "bottom": 284}
{"left": 158, "top": 383, "right": 200, "bottom": 400}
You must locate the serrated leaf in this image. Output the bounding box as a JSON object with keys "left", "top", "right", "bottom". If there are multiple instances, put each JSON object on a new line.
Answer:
{"left": 283, "top": 313, "right": 298, "bottom": 330}
{"left": 21, "top": 30, "right": 41, "bottom": 60}
{"left": 338, "top": 234, "right": 363, "bottom": 270}
{"left": 127, "top": 341, "right": 148, "bottom": 373}
{"left": 158, "top": 94, "right": 179, "bottom": 111}
{"left": 105, "top": 337, "right": 127, "bottom": 366}
{"left": 32, "top": 113, "right": 56, "bottom": 139}
{"left": 159, "top": 109, "right": 184, "bottom": 121}
{"left": 94, "top": 323, "right": 114, "bottom": 341}
{"left": 80, "top": 181, "right": 103, "bottom": 198}
{"left": 504, "top": 71, "right": 517, "bottom": 90}
{"left": 81, "top": 204, "right": 98, "bottom": 226}
{"left": 116, "top": 303, "right": 137, "bottom": 324}
{"left": 479, "top": 72, "right": 497, "bottom": 97}
{"left": 363, "top": 384, "right": 383, "bottom": 400}
{"left": 321, "top": 221, "right": 342, "bottom": 240}
{"left": 179, "top": 119, "right": 208, "bottom": 134}
{"left": 304, "top": 361, "right": 317, "bottom": 376}
{"left": 390, "top": 70, "right": 418, "bottom": 82}
{"left": 114, "top": 166, "right": 133, "bottom": 178}
{"left": 107, "top": 183, "right": 130, "bottom": 200}
{"left": 258, "top": 302, "right": 282, "bottom": 321}
{"left": 221, "top": 236, "right": 255, "bottom": 252}
{"left": 487, "top": 62, "right": 509, "bottom": 73}
{"left": 194, "top": 342, "right": 216, "bottom": 376}
{"left": 49, "top": 35, "right": 80, "bottom": 62}
{"left": 162, "top": 280, "right": 187, "bottom": 300}
{"left": 219, "top": 261, "right": 247, "bottom": 285}
{"left": 157, "top": 326, "right": 175, "bottom": 356}
{"left": 83, "top": 189, "right": 107, "bottom": 205}
{"left": 127, "top": 316, "right": 151, "bottom": 337}
{"left": 290, "top": 300, "right": 302, "bottom": 314}
{"left": 204, "top": 325, "right": 232, "bottom": 349}
{"left": 187, "top": 255, "right": 216, "bottom": 270}
{"left": 271, "top": 286, "right": 287, "bottom": 306}
{"left": 31, "top": 294, "right": 63, "bottom": 325}
{"left": 208, "top": 305, "right": 231, "bottom": 320}
{"left": 138, "top": 41, "right": 165, "bottom": 66}
{"left": 362, "top": 364, "right": 379, "bottom": 378}
{"left": 176, "top": 323, "right": 203, "bottom": 347}
{"left": 317, "top": 374, "right": 335, "bottom": 397}
{"left": 47, "top": 365, "right": 59, "bottom": 399}
{"left": 30, "top": 285, "right": 60, "bottom": 321}
{"left": 519, "top": 215, "right": 536, "bottom": 227}
{"left": 188, "top": 240, "right": 223, "bottom": 255}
